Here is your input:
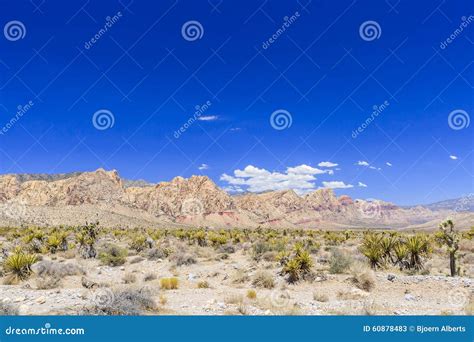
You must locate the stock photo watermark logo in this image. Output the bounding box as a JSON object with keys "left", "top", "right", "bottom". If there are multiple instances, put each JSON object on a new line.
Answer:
{"left": 5, "top": 322, "right": 85, "bottom": 336}
{"left": 447, "top": 288, "right": 470, "bottom": 307}
{"left": 0, "top": 100, "right": 34, "bottom": 136}
{"left": 359, "top": 21, "right": 381, "bottom": 42}
{"left": 91, "top": 288, "right": 115, "bottom": 307}
{"left": 174, "top": 100, "right": 212, "bottom": 138}
{"left": 440, "top": 16, "right": 474, "bottom": 50}
{"left": 92, "top": 109, "right": 115, "bottom": 130}
{"left": 268, "top": 289, "right": 291, "bottom": 308}
{"left": 448, "top": 109, "right": 470, "bottom": 130}
{"left": 84, "top": 11, "right": 123, "bottom": 50}
{"left": 262, "top": 11, "right": 301, "bottom": 50}
{"left": 4, "top": 20, "right": 26, "bottom": 41}
{"left": 270, "top": 109, "right": 292, "bottom": 130}
{"left": 181, "top": 198, "right": 204, "bottom": 216}
{"left": 181, "top": 20, "right": 204, "bottom": 41}
{"left": 357, "top": 200, "right": 382, "bottom": 219}
{"left": 352, "top": 101, "right": 390, "bottom": 139}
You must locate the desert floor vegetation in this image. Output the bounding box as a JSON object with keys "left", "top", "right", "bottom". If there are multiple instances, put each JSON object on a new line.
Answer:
{"left": 0, "top": 222, "right": 472, "bottom": 315}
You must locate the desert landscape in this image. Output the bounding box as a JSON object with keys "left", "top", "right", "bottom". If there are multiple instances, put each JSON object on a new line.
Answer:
{"left": 0, "top": 169, "right": 472, "bottom": 316}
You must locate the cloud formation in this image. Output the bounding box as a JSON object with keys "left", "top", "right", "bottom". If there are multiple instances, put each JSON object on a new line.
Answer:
{"left": 449, "top": 155, "right": 458, "bottom": 160}
{"left": 220, "top": 164, "right": 334, "bottom": 194}
{"left": 320, "top": 181, "right": 354, "bottom": 189}
{"left": 198, "top": 163, "right": 209, "bottom": 170}
{"left": 318, "top": 161, "right": 338, "bottom": 168}
{"left": 358, "top": 181, "right": 367, "bottom": 187}
{"left": 197, "top": 115, "right": 218, "bottom": 121}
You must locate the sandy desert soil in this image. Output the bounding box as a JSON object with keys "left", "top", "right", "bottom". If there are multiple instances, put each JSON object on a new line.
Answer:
{"left": 0, "top": 226, "right": 473, "bottom": 316}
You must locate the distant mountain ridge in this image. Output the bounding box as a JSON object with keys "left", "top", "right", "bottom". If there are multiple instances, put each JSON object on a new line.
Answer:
{"left": 0, "top": 169, "right": 471, "bottom": 230}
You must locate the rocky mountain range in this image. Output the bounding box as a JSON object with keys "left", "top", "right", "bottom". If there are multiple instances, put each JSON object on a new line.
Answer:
{"left": 0, "top": 169, "right": 472, "bottom": 230}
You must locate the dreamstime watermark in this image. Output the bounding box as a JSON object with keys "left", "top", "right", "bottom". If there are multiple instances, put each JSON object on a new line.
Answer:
{"left": 352, "top": 101, "right": 390, "bottom": 139}
{"left": 84, "top": 11, "right": 123, "bottom": 49}
{"left": 448, "top": 109, "right": 470, "bottom": 130}
{"left": 0, "top": 100, "right": 34, "bottom": 135}
{"left": 357, "top": 200, "right": 382, "bottom": 219}
{"left": 92, "top": 109, "right": 115, "bottom": 130}
{"left": 270, "top": 109, "right": 292, "bottom": 130}
{"left": 359, "top": 20, "right": 382, "bottom": 41}
{"left": 269, "top": 289, "right": 291, "bottom": 308}
{"left": 262, "top": 11, "right": 301, "bottom": 49}
{"left": 174, "top": 100, "right": 212, "bottom": 138}
{"left": 181, "top": 20, "right": 204, "bottom": 41}
{"left": 91, "top": 288, "right": 114, "bottom": 307}
{"left": 5, "top": 323, "right": 85, "bottom": 336}
{"left": 447, "top": 288, "right": 470, "bottom": 307}
{"left": 181, "top": 198, "right": 204, "bottom": 216}
{"left": 440, "top": 15, "right": 474, "bottom": 49}
{"left": 4, "top": 20, "right": 26, "bottom": 41}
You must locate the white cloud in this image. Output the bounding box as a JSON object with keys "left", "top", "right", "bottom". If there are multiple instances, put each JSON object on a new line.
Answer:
{"left": 357, "top": 161, "right": 370, "bottom": 167}
{"left": 358, "top": 181, "right": 368, "bottom": 188}
{"left": 320, "top": 181, "right": 354, "bottom": 189}
{"left": 318, "top": 161, "right": 338, "bottom": 168}
{"left": 449, "top": 155, "right": 458, "bottom": 160}
{"left": 198, "top": 163, "right": 209, "bottom": 170}
{"left": 230, "top": 127, "right": 241, "bottom": 131}
{"left": 386, "top": 162, "right": 392, "bottom": 167}
{"left": 197, "top": 115, "right": 218, "bottom": 121}
{"left": 220, "top": 164, "right": 333, "bottom": 194}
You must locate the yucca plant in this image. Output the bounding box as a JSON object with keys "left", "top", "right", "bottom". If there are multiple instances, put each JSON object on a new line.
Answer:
{"left": 3, "top": 250, "right": 37, "bottom": 284}
{"left": 406, "top": 234, "right": 431, "bottom": 270}
{"left": 76, "top": 221, "right": 100, "bottom": 259}
{"left": 47, "top": 231, "right": 68, "bottom": 253}
{"left": 393, "top": 243, "right": 409, "bottom": 269}
{"left": 360, "top": 233, "right": 384, "bottom": 269}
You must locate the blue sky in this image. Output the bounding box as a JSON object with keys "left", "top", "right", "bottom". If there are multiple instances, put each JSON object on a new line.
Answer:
{"left": 0, "top": 0, "right": 472, "bottom": 205}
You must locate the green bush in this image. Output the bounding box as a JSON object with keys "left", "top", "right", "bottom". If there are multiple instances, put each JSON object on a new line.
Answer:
{"left": 98, "top": 244, "right": 128, "bottom": 266}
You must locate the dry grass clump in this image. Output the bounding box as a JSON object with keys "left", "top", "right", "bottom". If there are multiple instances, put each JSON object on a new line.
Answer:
{"left": 36, "top": 276, "right": 61, "bottom": 289}
{"left": 147, "top": 248, "right": 170, "bottom": 261}
{"left": 350, "top": 264, "right": 376, "bottom": 292}
{"left": 84, "top": 287, "right": 156, "bottom": 315}
{"left": 160, "top": 277, "right": 179, "bottom": 290}
{"left": 0, "top": 301, "right": 19, "bottom": 315}
{"left": 251, "top": 270, "right": 275, "bottom": 289}
{"left": 171, "top": 251, "right": 196, "bottom": 266}
{"left": 98, "top": 244, "right": 128, "bottom": 267}
{"left": 225, "top": 294, "right": 244, "bottom": 305}
{"left": 246, "top": 289, "right": 257, "bottom": 299}
{"left": 197, "top": 280, "right": 210, "bottom": 288}
{"left": 123, "top": 273, "right": 137, "bottom": 284}
{"left": 31, "top": 260, "right": 84, "bottom": 278}
{"left": 313, "top": 292, "right": 329, "bottom": 302}
{"left": 328, "top": 249, "right": 353, "bottom": 274}
{"left": 231, "top": 269, "right": 250, "bottom": 284}
{"left": 129, "top": 256, "right": 145, "bottom": 264}
{"left": 143, "top": 273, "right": 157, "bottom": 282}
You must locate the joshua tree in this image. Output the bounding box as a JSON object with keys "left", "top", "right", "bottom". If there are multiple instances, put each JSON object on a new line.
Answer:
{"left": 76, "top": 221, "right": 100, "bottom": 259}
{"left": 437, "top": 220, "right": 460, "bottom": 277}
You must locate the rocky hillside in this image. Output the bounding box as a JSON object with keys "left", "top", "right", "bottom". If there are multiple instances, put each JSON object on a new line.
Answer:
{"left": 0, "top": 169, "right": 471, "bottom": 229}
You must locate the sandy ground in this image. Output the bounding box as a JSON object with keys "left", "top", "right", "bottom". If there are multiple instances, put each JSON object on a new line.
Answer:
{"left": 1, "top": 248, "right": 472, "bottom": 316}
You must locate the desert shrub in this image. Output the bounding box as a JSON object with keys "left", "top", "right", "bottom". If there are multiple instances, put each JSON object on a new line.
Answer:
{"left": 76, "top": 221, "right": 100, "bottom": 259}
{"left": 231, "top": 269, "right": 250, "bottom": 284}
{"left": 252, "top": 241, "right": 272, "bottom": 260}
{"left": 246, "top": 289, "right": 257, "bottom": 299}
{"left": 313, "top": 292, "right": 329, "bottom": 302}
{"left": 219, "top": 244, "right": 235, "bottom": 254}
{"left": 129, "top": 235, "right": 147, "bottom": 252}
{"left": 360, "top": 233, "right": 384, "bottom": 269}
{"left": 280, "top": 244, "right": 314, "bottom": 283}
{"left": 46, "top": 231, "right": 68, "bottom": 253}
{"left": 3, "top": 250, "right": 37, "bottom": 284}
{"left": 351, "top": 264, "right": 376, "bottom": 292}
{"left": 251, "top": 270, "right": 275, "bottom": 289}
{"left": 160, "top": 277, "right": 179, "bottom": 290}
{"left": 0, "top": 302, "right": 19, "bottom": 315}
{"left": 130, "top": 256, "right": 145, "bottom": 264}
{"left": 329, "top": 249, "right": 353, "bottom": 274}
{"left": 85, "top": 287, "right": 156, "bottom": 315}
{"left": 98, "top": 244, "right": 128, "bottom": 267}
{"left": 143, "top": 273, "right": 156, "bottom": 282}
{"left": 171, "top": 251, "right": 196, "bottom": 267}
{"left": 36, "top": 276, "right": 61, "bottom": 289}
{"left": 208, "top": 232, "right": 228, "bottom": 246}
{"left": 31, "top": 260, "right": 84, "bottom": 278}
{"left": 405, "top": 234, "right": 431, "bottom": 270}
{"left": 197, "top": 280, "right": 210, "bottom": 288}
{"left": 123, "top": 273, "right": 137, "bottom": 284}
{"left": 147, "top": 247, "right": 169, "bottom": 260}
